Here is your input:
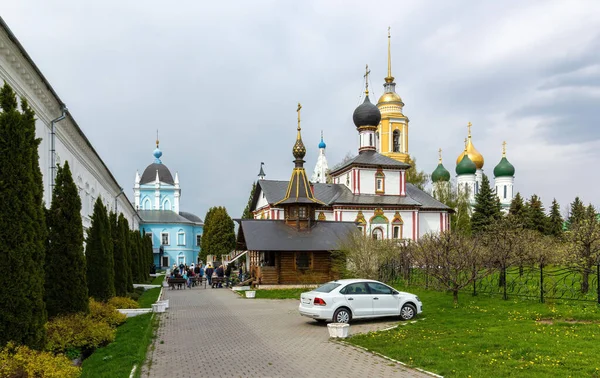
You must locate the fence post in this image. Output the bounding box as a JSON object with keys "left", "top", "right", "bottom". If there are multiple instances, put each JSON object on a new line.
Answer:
{"left": 540, "top": 263, "right": 544, "bottom": 304}
{"left": 503, "top": 267, "right": 507, "bottom": 300}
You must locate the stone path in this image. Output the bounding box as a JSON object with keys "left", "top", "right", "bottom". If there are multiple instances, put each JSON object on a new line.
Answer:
{"left": 142, "top": 286, "right": 431, "bottom": 378}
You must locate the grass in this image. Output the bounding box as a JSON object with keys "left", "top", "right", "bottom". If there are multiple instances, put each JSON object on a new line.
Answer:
{"left": 81, "top": 313, "right": 157, "bottom": 378}
{"left": 138, "top": 288, "right": 161, "bottom": 308}
{"left": 246, "top": 288, "right": 310, "bottom": 299}
{"left": 150, "top": 274, "right": 165, "bottom": 285}
{"left": 346, "top": 287, "right": 600, "bottom": 377}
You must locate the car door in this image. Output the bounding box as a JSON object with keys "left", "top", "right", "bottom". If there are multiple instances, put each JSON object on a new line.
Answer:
{"left": 341, "top": 282, "right": 373, "bottom": 317}
{"left": 366, "top": 282, "right": 399, "bottom": 316}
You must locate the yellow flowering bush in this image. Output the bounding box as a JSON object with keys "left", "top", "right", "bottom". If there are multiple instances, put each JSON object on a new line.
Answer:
{"left": 108, "top": 296, "right": 139, "bottom": 309}
{"left": 89, "top": 298, "right": 126, "bottom": 327}
{"left": 0, "top": 342, "right": 81, "bottom": 378}
{"left": 46, "top": 314, "right": 115, "bottom": 355}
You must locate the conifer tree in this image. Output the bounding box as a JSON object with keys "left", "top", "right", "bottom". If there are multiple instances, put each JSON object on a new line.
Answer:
{"left": 119, "top": 216, "right": 134, "bottom": 292}
{"left": 470, "top": 174, "right": 502, "bottom": 233}
{"left": 199, "top": 207, "right": 216, "bottom": 262}
{"left": 45, "top": 161, "right": 88, "bottom": 317}
{"left": 200, "top": 207, "right": 235, "bottom": 262}
{"left": 524, "top": 194, "right": 547, "bottom": 235}
{"left": 566, "top": 196, "right": 586, "bottom": 229}
{"left": 508, "top": 192, "right": 526, "bottom": 225}
{"left": 111, "top": 212, "right": 129, "bottom": 297}
{"left": 0, "top": 83, "right": 47, "bottom": 349}
{"left": 547, "top": 198, "right": 564, "bottom": 238}
{"left": 242, "top": 182, "right": 256, "bottom": 219}
{"left": 86, "top": 198, "right": 115, "bottom": 301}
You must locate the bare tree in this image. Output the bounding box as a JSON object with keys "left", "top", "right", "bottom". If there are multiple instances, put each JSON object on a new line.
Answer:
{"left": 412, "top": 231, "right": 491, "bottom": 304}
{"left": 336, "top": 232, "right": 402, "bottom": 281}
{"left": 564, "top": 205, "right": 600, "bottom": 293}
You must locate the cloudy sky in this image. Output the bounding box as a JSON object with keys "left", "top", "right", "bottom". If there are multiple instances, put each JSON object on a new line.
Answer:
{"left": 4, "top": 1, "right": 600, "bottom": 219}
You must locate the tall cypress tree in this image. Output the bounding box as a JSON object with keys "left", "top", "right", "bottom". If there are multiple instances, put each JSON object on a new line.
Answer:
{"left": 547, "top": 198, "right": 564, "bottom": 238}
{"left": 117, "top": 214, "right": 133, "bottom": 294}
{"left": 523, "top": 194, "right": 547, "bottom": 234}
{"left": 111, "top": 212, "right": 128, "bottom": 297}
{"left": 45, "top": 161, "right": 88, "bottom": 317}
{"left": 86, "top": 198, "right": 115, "bottom": 301}
{"left": 0, "top": 83, "right": 47, "bottom": 349}
{"left": 470, "top": 174, "right": 502, "bottom": 233}
{"left": 121, "top": 218, "right": 133, "bottom": 292}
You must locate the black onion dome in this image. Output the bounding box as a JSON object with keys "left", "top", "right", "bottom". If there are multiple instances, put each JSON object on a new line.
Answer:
{"left": 140, "top": 163, "right": 175, "bottom": 185}
{"left": 353, "top": 95, "right": 382, "bottom": 128}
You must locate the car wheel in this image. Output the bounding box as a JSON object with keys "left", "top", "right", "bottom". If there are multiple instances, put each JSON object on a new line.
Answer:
{"left": 333, "top": 307, "right": 351, "bottom": 324}
{"left": 400, "top": 303, "right": 416, "bottom": 320}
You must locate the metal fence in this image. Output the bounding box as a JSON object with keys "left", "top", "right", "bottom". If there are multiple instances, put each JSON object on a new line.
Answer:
{"left": 380, "top": 261, "right": 600, "bottom": 304}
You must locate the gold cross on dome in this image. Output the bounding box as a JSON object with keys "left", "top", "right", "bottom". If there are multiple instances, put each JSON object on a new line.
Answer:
{"left": 467, "top": 122, "right": 472, "bottom": 137}
{"left": 364, "top": 64, "right": 371, "bottom": 95}
{"left": 438, "top": 148, "right": 442, "bottom": 163}
{"left": 297, "top": 103, "right": 302, "bottom": 131}
{"left": 502, "top": 141, "right": 507, "bottom": 156}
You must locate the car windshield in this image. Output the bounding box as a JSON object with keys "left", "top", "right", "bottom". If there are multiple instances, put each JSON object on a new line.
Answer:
{"left": 313, "top": 282, "right": 341, "bottom": 293}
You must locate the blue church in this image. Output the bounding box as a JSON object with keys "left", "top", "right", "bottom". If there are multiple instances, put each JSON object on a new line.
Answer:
{"left": 134, "top": 140, "right": 203, "bottom": 268}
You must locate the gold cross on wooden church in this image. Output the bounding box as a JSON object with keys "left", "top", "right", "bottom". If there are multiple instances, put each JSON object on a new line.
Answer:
{"left": 297, "top": 103, "right": 302, "bottom": 131}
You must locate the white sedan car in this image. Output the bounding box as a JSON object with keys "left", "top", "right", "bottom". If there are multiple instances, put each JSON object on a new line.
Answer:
{"left": 299, "top": 279, "right": 422, "bottom": 324}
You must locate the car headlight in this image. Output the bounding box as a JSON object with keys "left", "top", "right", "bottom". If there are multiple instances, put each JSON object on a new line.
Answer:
{"left": 415, "top": 296, "right": 421, "bottom": 303}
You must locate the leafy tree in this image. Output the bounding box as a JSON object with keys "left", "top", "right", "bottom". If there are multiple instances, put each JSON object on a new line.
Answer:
{"left": 564, "top": 204, "right": 600, "bottom": 294}
{"left": 432, "top": 179, "right": 471, "bottom": 235}
{"left": 547, "top": 199, "right": 564, "bottom": 238}
{"left": 45, "top": 161, "right": 88, "bottom": 317}
{"left": 86, "top": 198, "right": 115, "bottom": 301}
{"left": 200, "top": 207, "right": 235, "bottom": 263}
{"left": 411, "top": 231, "right": 491, "bottom": 304}
{"left": 337, "top": 232, "right": 404, "bottom": 281}
{"left": 470, "top": 174, "right": 502, "bottom": 234}
{"left": 0, "top": 83, "right": 47, "bottom": 349}
{"left": 508, "top": 192, "right": 526, "bottom": 225}
{"left": 241, "top": 182, "right": 256, "bottom": 219}
{"left": 405, "top": 155, "right": 429, "bottom": 191}
{"left": 524, "top": 194, "right": 547, "bottom": 234}
{"left": 566, "top": 196, "right": 586, "bottom": 230}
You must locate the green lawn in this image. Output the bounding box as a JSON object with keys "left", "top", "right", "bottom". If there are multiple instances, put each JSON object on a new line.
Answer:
{"left": 150, "top": 275, "right": 165, "bottom": 285}
{"left": 346, "top": 288, "right": 600, "bottom": 377}
{"left": 81, "top": 313, "right": 156, "bottom": 378}
{"left": 248, "top": 288, "right": 310, "bottom": 299}
{"left": 138, "top": 288, "right": 161, "bottom": 308}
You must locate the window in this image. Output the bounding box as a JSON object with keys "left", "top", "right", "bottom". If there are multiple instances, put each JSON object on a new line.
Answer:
{"left": 372, "top": 228, "right": 383, "bottom": 240}
{"left": 290, "top": 207, "right": 298, "bottom": 218}
{"left": 342, "top": 283, "right": 369, "bottom": 295}
{"left": 375, "top": 132, "right": 380, "bottom": 152}
{"left": 196, "top": 234, "right": 202, "bottom": 247}
{"left": 146, "top": 232, "right": 153, "bottom": 245}
{"left": 393, "top": 226, "right": 400, "bottom": 239}
{"left": 296, "top": 252, "right": 310, "bottom": 269}
{"left": 177, "top": 230, "right": 185, "bottom": 246}
{"left": 393, "top": 130, "right": 400, "bottom": 152}
{"left": 475, "top": 182, "right": 479, "bottom": 194}
{"left": 177, "top": 252, "right": 185, "bottom": 266}
{"left": 299, "top": 206, "right": 307, "bottom": 219}
{"left": 346, "top": 173, "right": 350, "bottom": 186}
{"left": 161, "top": 256, "right": 169, "bottom": 267}
{"left": 314, "top": 283, "right": 342, "bottom": 293}
{"left": 503, "top": 185, "right": 507, "bottom": 199}
{"left": 161, "top": 232, "right": 170, "bottom": 245}
{"left": 358, "top": 225, "right": 364, "bottom": 234}
{"left": 367, "top": 282, "right": 393, "bottom": 295}
{"left": 369, "top": 133, "right": 373, "bottom": 146}
{"left": 377, "top": 178, "right": 383, "bottom": 191}
{"left": 375, "top": 169, "right": 385, "bottom": 194}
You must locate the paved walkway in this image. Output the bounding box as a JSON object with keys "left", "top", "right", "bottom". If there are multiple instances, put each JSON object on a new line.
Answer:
{"left": 143, "top": 286, "right": 430, "bottom": 378}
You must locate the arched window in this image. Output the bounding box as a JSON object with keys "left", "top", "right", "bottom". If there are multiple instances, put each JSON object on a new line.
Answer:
{"left": 143, "top": 197, "right": 151, "bottom": 210}
{"left": 177, "top": 229, "right": 185, "bottom": 245}
{"left": 162, "top": 198, "right": 172, "bottom": 211}
{"left": 372, "top": 227, "right": 384, "bottom": 240}
{"left": 177, "top": 252, "right": 185, "bottom": 266}
{"left": 393, "top": 130, "right": 400, "bottom": 152}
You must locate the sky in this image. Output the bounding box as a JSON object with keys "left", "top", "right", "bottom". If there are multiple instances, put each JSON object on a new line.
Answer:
{"left": 3, "top": 0, "right": 600, "bottom": 219}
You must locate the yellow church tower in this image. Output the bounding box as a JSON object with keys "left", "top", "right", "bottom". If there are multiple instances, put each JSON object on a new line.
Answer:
{"left": 376, "top": 28, "right": 410, "bottom": 164}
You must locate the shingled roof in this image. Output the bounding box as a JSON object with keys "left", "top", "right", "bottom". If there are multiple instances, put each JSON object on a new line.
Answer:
{"left": 330, "top": 150, "right": 410, "bottom": 175}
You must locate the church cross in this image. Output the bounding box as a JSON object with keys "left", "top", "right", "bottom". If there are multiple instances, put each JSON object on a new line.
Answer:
{"left": 467, "top": 122, "right": 472, "bottom": 137}
{"left": 297, "top": 103, "right": 302, "bottom": 131}
{"left": 502, "top": 141, "right": 507, "bottom": 156}
{"left": 364, "top": 64, "right": 371, "bottom": 95}
{"left": 438, "top": 148, "right": 442, "bottom": 163}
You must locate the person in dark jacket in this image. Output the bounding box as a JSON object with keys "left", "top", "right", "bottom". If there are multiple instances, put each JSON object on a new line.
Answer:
{"left": 205, "top": 264, "right": 214, "bottom": 286}
{"left": 225, "top": 264, "right": 233, "bottom": 288}
{"left": 215, "top": 265, "right": 225, "bottom": 288}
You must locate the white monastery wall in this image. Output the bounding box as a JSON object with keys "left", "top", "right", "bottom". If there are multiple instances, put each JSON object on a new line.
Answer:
{"left": 0, "top": 23, "right": 139, "bottom": 231}
{"left": 419, "top": 212, "right": 441, "bottom": 237}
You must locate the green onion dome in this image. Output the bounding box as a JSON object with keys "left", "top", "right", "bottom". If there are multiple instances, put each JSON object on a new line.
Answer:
{"left": 493, "top": 157, "right": 515, "bottom": 177}
{"left": 456, "top": 154, "right": 477, "bottom": 175}
{"left": 432, "top": 163, "right": 450, "bottom": 182}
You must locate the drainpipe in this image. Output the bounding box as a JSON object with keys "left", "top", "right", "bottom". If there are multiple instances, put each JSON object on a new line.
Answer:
{"left": 50, "top": 106, "right": 68, "bottom": 190}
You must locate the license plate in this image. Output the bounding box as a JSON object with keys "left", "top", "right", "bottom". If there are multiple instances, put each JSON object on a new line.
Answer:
{"left": 302, "top": 298, "right": 311, "bottom": 304}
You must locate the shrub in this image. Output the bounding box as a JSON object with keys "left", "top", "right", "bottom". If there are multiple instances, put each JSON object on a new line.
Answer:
{"left": 46, "top": 314, "right": 115, "bottom": 355}
{"left": 108, "top": 296, "right": 139, "bottom": 309}
{"left": 127, "top": 291, "right": 141, "bottom": 301}
{"left": 88, "top": 298, "right": 126, "bottom": 328}
{"left": 0, "top": 342, "right": 81, "bottom": 378}
{"left": 134, "top": 286, "right": 146, "bottom": 295}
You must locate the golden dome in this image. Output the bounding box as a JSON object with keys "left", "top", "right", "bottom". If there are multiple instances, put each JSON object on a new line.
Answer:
{"left": 456, "top": 136, "right": 484, "bottom": 169}
{"left": 378, "top": 92, "right": 403, "bottom": 104}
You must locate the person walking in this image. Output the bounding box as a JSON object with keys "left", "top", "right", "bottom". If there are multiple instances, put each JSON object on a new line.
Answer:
{"left": 238, "top": 266, "right": 243, "bottom": 283}
{"left": 216, "top": 265, "right": 225, "bottom": 288}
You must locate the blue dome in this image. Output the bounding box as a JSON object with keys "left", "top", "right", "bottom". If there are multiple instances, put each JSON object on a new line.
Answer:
{"left": 153, "top": 147, "right": 162, "bottom": 163}
{"left": 318, "top": 139, "right": 326, "bottom": 149}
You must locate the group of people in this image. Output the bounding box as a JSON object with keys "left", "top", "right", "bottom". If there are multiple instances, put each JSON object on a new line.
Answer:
{"left": 169, "top": 262, "right": 246, "bottom": 289}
